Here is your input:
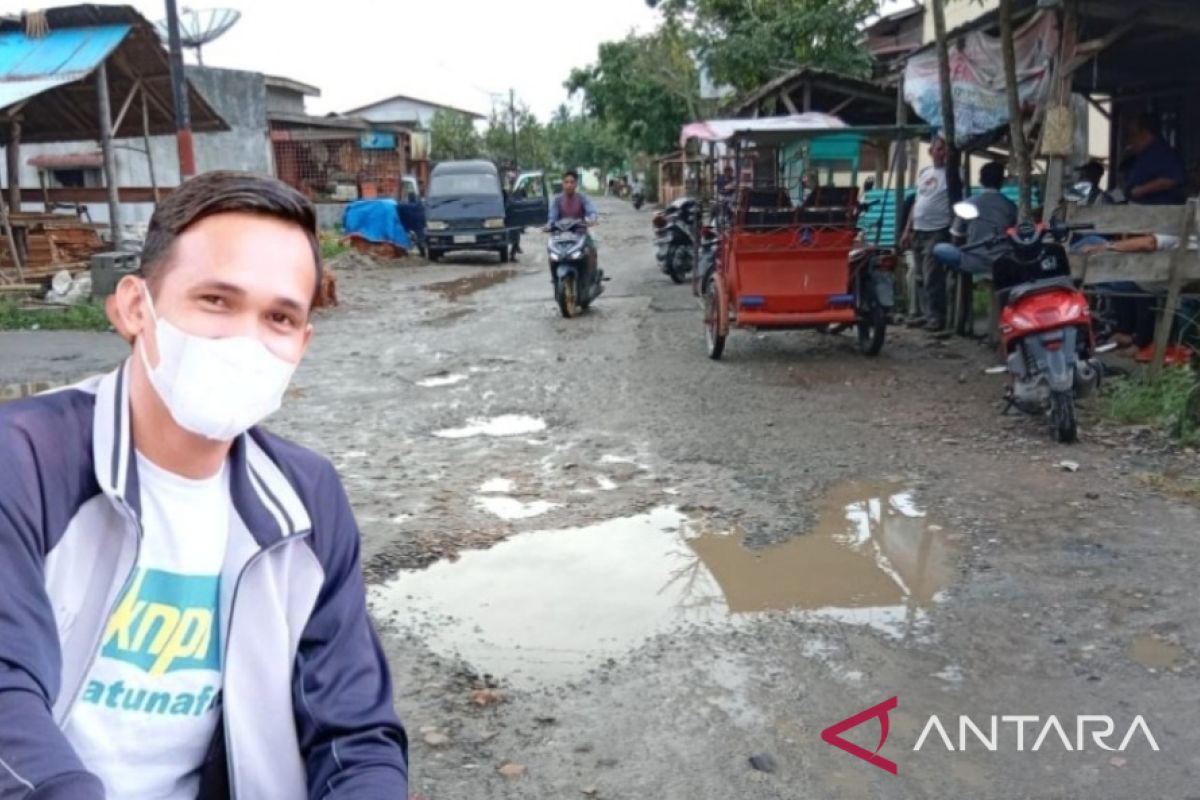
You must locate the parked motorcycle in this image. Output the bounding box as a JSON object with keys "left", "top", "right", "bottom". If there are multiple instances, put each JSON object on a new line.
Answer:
{"left": 934, "top": 206, "right": 1113, "bottom": 443}
{"left": 546, "top": 218, "right": 604, "bottom": 318}
{"left": 653, "top": 197, "right": 698, "bottom": 284}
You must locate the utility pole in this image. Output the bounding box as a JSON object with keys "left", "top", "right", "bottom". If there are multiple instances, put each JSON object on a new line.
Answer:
{"left": 509, "top": 88, "right": 518, "bottom": 170}
{"left": 164, "top": 0, "right": 196, "bottom": 178}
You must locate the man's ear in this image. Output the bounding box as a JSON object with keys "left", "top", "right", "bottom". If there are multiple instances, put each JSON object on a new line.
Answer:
{"left": 108, "top": 275, "right": 150, "bottom": 345}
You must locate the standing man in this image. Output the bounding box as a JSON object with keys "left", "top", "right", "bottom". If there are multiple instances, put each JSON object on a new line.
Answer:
{"left": 0, "top": 172, "right": 408, "bottom": 799}
{"left": 901, "top": 136, "right": 953, "bottom": 332}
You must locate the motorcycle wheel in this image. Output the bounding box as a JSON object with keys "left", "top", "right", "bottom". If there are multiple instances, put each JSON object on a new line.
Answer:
{"left": 669, "top": 248, "right": 690, "bottom": 284}
{"left": 1050, "top": 390, "right": 1078, "bottom": 443}
{"left": 556, "top": 275, "right": 579, "bottom": 319}
{"left": 856, "top": 301, "right": 887, "bottom": 356}
{"left": 704, "top": 284, "right": 726, "bottom": 360}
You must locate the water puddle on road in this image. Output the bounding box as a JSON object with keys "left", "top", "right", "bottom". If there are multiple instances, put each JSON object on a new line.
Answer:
{"left": 433, "top": 414, "right": 547, "bottom": 439}
{"left": 425, "top": 269, "right": 518, "bottom": 301}
{"left": 370, "top": 479, "right": 956, "bottom": 687}
{"left": 417, "top": 373, "right": 469, "bottom": 388}
{"left": 475, "top": 495, "right": 561, "bottom": 521}
{"left": 0, "top": 380, "right": 65, "bottom": 403}
{"left": 1129, "top": 635, "right": 1185, "bottom": 670}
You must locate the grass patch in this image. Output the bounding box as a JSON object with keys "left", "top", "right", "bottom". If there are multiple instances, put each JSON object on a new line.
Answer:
{"left": 0, "top": 299, "right": 113, "bottom": 331}
{"left": 320, "top": 233, "right": 349, "bottom": 260}
{"left": 1102, "top": 366, "right": 1200, "bottom": 445}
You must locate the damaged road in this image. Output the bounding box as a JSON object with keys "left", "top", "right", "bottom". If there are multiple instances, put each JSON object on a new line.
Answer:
{"left": 10, "top": 197, "right": 1200, "bottom": 799}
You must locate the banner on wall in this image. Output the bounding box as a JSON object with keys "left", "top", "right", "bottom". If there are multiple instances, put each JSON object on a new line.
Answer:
{"left": 903, "top": 10, "right": 1060, "bottom": 144}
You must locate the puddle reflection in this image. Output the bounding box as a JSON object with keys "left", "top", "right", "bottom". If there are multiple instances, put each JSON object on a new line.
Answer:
{"left": 369, "top": 479, "right": 956, "bottom": 686}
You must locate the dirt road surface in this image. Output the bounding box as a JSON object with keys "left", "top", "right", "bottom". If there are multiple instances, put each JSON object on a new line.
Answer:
{"left": 6, "top": 197, "right": 1199, "bottom": 799}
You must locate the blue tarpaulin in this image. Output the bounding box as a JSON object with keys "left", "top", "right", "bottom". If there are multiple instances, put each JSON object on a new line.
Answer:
{"left": 342, "top": 199, "right": 413, "bottom": 250}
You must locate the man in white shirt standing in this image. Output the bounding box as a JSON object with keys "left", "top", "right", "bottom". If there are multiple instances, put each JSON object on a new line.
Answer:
{"left": 0, "top": 171, "right": 407, "bottom": 799}
{"left": 900, "top": 136, "right": 953, "bottom": 332}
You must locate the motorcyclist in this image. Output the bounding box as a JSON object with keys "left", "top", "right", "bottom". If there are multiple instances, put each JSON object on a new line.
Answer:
{"left": 546, "top": 169, "right": 599, "bottom": 278}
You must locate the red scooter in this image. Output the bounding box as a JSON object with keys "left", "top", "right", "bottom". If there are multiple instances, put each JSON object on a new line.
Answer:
{"left": 934, "top": 210, "right": 1115, "bottom": 443}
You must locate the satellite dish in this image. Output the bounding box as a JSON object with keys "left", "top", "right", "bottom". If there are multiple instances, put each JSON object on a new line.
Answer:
{"left": 154, "top": 7, "right": 241, "bottom": 66}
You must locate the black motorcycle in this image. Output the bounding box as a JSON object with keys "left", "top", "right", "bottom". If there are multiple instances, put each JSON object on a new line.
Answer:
{"left": 546, "top": 218, "right": 604, "bottom": 318}
{"left": 653, "top": 197, "right": 698, "bottom": 284}
{"left": 632, "top": 190, "right": 645, "bottom": 210}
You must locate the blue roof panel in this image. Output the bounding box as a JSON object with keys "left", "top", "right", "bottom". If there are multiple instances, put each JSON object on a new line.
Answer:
{"left": 0, "top": 24, "right": 130, "bottom": 84}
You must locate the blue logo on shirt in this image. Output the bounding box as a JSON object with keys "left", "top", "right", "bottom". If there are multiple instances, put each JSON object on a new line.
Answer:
{"left": 101, "top": 568, "right": 220, "bottom": 675}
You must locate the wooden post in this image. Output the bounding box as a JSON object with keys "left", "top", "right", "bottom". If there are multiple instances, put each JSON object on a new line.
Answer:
{"left": 895, "top": 75, "right": 912, "bottom": 313}
{"left": 142, "top": 86, "right": 160, "bottom": 203}
{"left": 1149, "top": 199, "right": 1197, "bottom": 378}
{"left": 96, "top": 61, "right": 123, "bottom": 248}
{"left": 0, "top": 192, "right": 23, "bottom": 283}
{"left": 1044, "top": 0, "right": 1080, "bottom": 216}
{"left": 999, "top": 0, "right": 1033, "bottom": 218}
{"left": 931, "top": 0, "right": 963, "bottom": 204}
{"left": 6, "top": 120, "right": 20, "bottom": 214}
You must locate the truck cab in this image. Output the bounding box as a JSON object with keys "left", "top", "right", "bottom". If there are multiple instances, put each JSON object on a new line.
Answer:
{"left": 424, "top": 161, "right": 547, "bottom": 262}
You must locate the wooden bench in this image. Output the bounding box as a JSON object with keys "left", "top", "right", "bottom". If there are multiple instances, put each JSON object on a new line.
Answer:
{"left": 1066, "top": 200, "right": 1200, "bottom": 374}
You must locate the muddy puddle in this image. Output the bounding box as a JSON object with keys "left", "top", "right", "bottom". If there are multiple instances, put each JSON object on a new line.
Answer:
{"left": 425, "top": 269, "right": 517, "bottom": 301}
{"left": 0, "top": 380, "right": 65, "bottom": 403}
{"left": 1129, "top": 635, "right": 1185, "bottom": 670}
{"left": 370, "top": 479, "right": 956, "bottom": 687}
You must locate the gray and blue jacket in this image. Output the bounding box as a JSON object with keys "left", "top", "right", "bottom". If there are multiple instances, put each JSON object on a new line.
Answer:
{"left": 0, "top": 362, "right": 408, "bottom": 798}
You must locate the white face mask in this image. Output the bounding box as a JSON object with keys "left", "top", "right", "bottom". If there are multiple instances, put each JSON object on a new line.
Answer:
{"left": 138, "top": 285, "right": 299, "bottom": 441}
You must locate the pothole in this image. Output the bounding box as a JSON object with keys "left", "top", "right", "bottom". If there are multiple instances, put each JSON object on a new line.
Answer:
{"left": 433, "top": 415, "right": 547, "bottom": 439}
{"left": 370, "top": 478, "right": 956, "bottom": 687}
{"left": 1129, "top": 635, "right": 1185, "bottom": 670}
{"left": 417, "top": 373, "right": 469, "bottom": 388}
{"left": 424, "top": 269, "right": 518, "bottom": 300}
{"left": 474, "top": 496, "right": 561, "bottom": 521}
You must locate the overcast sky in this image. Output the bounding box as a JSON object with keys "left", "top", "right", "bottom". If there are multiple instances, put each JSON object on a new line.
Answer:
{"left": 81, "top": 0, "right": 663, "bottom": 120}
{"left": 3, "top": 0, "right": 919, "bottom": 121}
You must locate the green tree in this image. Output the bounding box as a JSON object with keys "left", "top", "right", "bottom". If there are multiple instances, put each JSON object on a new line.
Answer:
{"left": 546, "top": 110, "right": 626, "bottom": 177}
{"left": 657, "top": 0, "right": 882, "bottom": 92}
{"left": 430, "top": 109, "right": 483, "bottom": 160}
{"left": 566, "top": 24, "right": 701, "bottom": 156}
{"left": 482, "top": 99, "right": 551, "bottom": 170}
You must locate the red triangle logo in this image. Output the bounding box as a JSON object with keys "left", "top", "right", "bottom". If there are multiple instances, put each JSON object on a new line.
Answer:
{"left": 820, "top": 696, "right": 899, "bottom": 775}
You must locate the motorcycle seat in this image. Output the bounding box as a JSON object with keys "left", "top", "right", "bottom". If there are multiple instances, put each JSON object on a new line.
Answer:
{"left": 1007, "top": 276, "right": 1077, "bottom": 304}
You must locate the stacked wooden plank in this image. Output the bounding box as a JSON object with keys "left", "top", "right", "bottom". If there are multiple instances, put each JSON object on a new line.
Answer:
{"left": 0, "top": 214, "right": 106, "bottom": 282}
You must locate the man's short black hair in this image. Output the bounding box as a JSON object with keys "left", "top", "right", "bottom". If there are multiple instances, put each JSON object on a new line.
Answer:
{"left": 1079, "top": 160, "right": 1105, "bottom": 183}
{"left": 563, "top": 169, "right": 579, "bottom": 181}
{"left": 141, "top": 170, "right": 322, "bottom": 306}
{"left": 979, "top": 161, "right": 1006, "bottom": 190}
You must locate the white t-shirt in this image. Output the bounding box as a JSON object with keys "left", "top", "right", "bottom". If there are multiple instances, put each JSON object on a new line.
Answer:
{"left": 912, "top": 165, "right": 951, "bottom": 231}
{"left": 66, "top": 453, "right": 232, "bottom": 800}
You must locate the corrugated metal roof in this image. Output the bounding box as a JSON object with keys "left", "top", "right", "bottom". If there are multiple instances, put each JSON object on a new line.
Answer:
{"left": 0, "top": 24, "right": 130, "bottom": 112}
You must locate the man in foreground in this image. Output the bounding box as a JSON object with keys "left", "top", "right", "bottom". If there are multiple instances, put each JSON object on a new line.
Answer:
{"left": 0, "top": 171, "right": 408, "bottom": 799}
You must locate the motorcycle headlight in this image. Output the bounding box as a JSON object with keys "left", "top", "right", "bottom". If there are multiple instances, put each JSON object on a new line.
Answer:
{"left": 426, "top": 221, "right": 448, "bottom": 231}
{"left": 549, "top": 251, "right": 561, "bottom": 262}
{"left": 484, "top": 218, "right": 505, "bottom": 229}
